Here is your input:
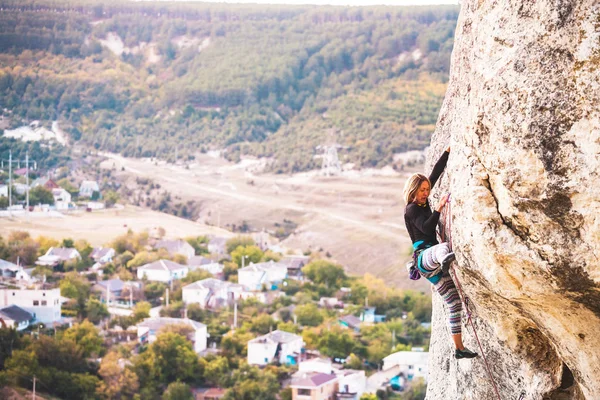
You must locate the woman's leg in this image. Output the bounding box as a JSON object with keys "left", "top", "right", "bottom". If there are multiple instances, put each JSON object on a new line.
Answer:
{"left": 420, "top": 242, "right": 450, "bottom": 274}
{"left": 432, "top": 273, "right": 463, "bottom": 347}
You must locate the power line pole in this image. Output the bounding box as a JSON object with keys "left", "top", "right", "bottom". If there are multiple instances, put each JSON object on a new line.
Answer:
{"left": 8, "top": 150, "right": 12, "bottom": 209}
{"left": 32, "top": 375, "right": 36, "bottom": 400}
{"left": 26, "top": 151, "right": 29, "bottom": 212}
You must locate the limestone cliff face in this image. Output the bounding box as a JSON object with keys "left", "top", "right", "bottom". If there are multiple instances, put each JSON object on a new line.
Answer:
{"left": 426, "top": 1, "right": 600, "bottom": 399}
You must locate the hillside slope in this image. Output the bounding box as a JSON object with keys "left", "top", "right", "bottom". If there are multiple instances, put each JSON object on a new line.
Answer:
{"left": 0, "top": 0, "right": 457, "bottom": 172}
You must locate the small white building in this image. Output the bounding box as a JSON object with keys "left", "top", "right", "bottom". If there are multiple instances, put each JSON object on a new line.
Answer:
{"left": 36, "top": 247, "right": 81, "bottom": 267}
{"left": 52, "top": 188, "right": 71, "bottom": 210}
{"left": 90, "top": 247, "right": 115, "bottom": 264}
{"left": 382, "top": 351, "right": 429, "bottom": 382}
{"left": 290, "top": 372, "right": 338, "bottom": 400}
{"left": 137, "top": 259, "right": 188, "bottom": 282}
{"left": 247, "top": 330, "right": 304, "bottom": 366}
{"left": 335, "top": 369, "right": 367, "bottom": 400}
{"left": 238, "top": 261, "right": 288, "bottom": 291}
{"left": 14, "top": 183, "right": 29, "bottom": 196}
{"left": 136, "top": 317, "right": 209, "bottom": 353}
{"left": 79, "top": 180, "right": 100, "bottom": 198}
{"left": 0, "top": 305, "right": 33, "bottom": 331}
{"left": 182, "top": 278, "right": 243, "bottom": 309}
{"left": 298, "top": 358, "right": 335, "bottom": 374}
{"left": 207, "top": 236, "right": 227, "bottom": 255}
{"left": 0, "top": 288, "right": 63, "bottom": 323}
{"left": 0, "top": 259, "right": 20, "bottom": 278}
{"left": 0, "top": 184, "right": 7, "bottom": 197}
{"left": 154, "top": 239, "right": 195, "bottom": 259}
{"left": 189, "top": 262, "right": 224, "bottom": 279}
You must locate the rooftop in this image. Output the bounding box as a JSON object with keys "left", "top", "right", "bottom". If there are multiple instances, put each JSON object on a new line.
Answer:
{"left": 139, "top": 259, "right": 187, "bottom": 272}
{"left": 0, "top": 305, "right": 33, "bottom": 323}
{"left": 137, "top": 317, "right": 206, "bottom": 331}
{"left": 291, "top": 372, "right": 337, "bottom": 388}
{"left": 249, "top": 329, "right": 302, "bottom": 345}
{"left": 183, "top": 278, "right": 233, "bottom": 291}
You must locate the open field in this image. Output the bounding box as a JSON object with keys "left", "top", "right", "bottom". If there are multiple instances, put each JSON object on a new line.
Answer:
{"left": 1, "top": 205, "right": 233, "bottom": 247}
{"left": 99, "top": 153, "right": 430, "bottom": 290}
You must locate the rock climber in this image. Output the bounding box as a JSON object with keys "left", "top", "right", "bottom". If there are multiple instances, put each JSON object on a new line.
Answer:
{"left": 403, "top": 146, "right": 478, "bottom": 360}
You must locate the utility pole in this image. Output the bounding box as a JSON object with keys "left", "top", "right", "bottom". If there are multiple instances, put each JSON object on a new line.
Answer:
{"left": 233, "top": 300, "right": 238, "bottom": 330}
{"left": 25, "top": 151, "right": 29, "bottom": 212}
{"left": 8, "top": 150, "right": 12, "bottom": 209}
{"left": 32, "top": 375, "right": 36, "bottom": 400}
{"left": 166, "top": 288, "right": 169, "bottom": 307}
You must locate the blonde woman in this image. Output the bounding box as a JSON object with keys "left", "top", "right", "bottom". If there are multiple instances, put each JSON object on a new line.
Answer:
{"left": 403, "top": 146, "right": 478, "bottom": 359}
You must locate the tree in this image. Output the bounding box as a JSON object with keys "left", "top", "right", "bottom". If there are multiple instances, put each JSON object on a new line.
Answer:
{"left": 104, "top": 190, "right": 120, "bottom": 208}
{"left": 185, "top": 236, "right": 209, "bottom": 255}
{"left": 144, "top": 282, "right": 167, "bottom": 302}
{"left": 85, "top": 298, "right": 110, "bottom": 324}
{"left": 250, "top": 314, "right": 276, "bottom": 335}
{"left": 6, "top": 231, "right": 39, "bottom": 265}
{"left": 225, "top": 236, "right": 255, "bottom": 254}
{"left": 162, "top": 381, "right": 193, "bottom": 400}
{"left": 295, "top": 304, "right": 323, "bottom": 327}
{"left": 64, "top": 320, "right": 104, "bottom": 357}
{"left": 0, "top": 327, "right": 22, "bottom": 370}
{"left": 222, "top": 364, "right": 279, "bottom": 400}
{"left": 135, "top": 332, "right": 201, "bottom": 387}
{"left": 96, "top": 352, "right": 140, "bottom": 400}
{"left": 60, "top": 272, "right": 91, "bottom": 316}
{"left": 29, "top": 186, "right": 54, "bottom": 206}
{"left": 133, "top": 301, "right": 152, "bottom": 322}
{"left": 302, "top": 260, "right": 347, "bottom": 288}
{"left": 204, "top": 356, "right": 229, "bottom": 386}
{"left": 231, "top": 245, "right": 263, "bottom": 268}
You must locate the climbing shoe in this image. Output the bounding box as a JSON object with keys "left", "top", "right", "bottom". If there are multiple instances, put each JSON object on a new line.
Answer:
{"left": 455, "top": 348, "right": 479, "bottom": 359}
{"left": 441, "top": 252, "right": 456, "bottom": 275}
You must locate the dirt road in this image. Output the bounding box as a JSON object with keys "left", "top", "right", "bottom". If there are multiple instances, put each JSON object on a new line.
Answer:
{"left": 100, "top": 153, "right": 427, "bottom": 290}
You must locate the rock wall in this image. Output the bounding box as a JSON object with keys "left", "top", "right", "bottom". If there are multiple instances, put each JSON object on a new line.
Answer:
{"left": 426, "top": 1, "right": 600, "bottom": 399}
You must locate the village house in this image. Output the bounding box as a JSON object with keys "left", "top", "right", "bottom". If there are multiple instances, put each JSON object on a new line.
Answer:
{"left": 90, "top": 247, "right": 115, "bottom": 266}
{"left": 14, "top": 183, "right": 29, "bottom": 196}
{"left": 247, "top": 330, "right": 304, "bottom": 366}
{"left": 136, "top": 317, "right": 209, "bottom": 353}
{"left": 0, "top": 259, "right": 20, "bottom": 279}
{"left": 297, "top": 359, "right": 366, "bottom": 400}
{"left": 92, "top": 279, "right": 143, "bottom": 307}
{"left": 207, "top": 236, "right": 227, "bottom": 256}
{"left": 36, "top": 247, "right": 81, "bottom": 268}
{"left": 335, "top": 369, "right": 366, "bottom": 399}
{"left": 79, "top": 180, "right": 100, "bottom": 198}
{"left": 338, "top": 315, "right": 361, "bottom": 333}
{"left": 52, "top": 188, "right": 71, "bottom": 210}
{"left": 31, "top": 177, "right": 59, "bottom": 190}
{"left": 238, "top": 261, "right": 288, "bottom": 291}
{"left": 188, "top": 255, "right": 213, "bottom": 267}
{"left": 154, "top": 239, "right": 195, "bottom": 259}
{"left": 360, "top": 307, "right": 386, "bottom": 324}
{"left": 0, "top": 305, "right": 33, "bottom": 331}
{"left": 182, "top": 278, "right": 244, "bottom": 309}
{"left": 382, "top": 351, "right": 428, "bottom": 384}
{"left": 280, "top": 255, "right": 310, "bottom": 280}
{"left": 0, "top": 184, "right": 8, "bottom": 197}
{"left": 137, "top": 259, "right": 188, "bottom": 283}
{"left": 189, "top": 262, "right": 225, "bottom": 280}
{"left": 289, "top": 372, "right": 338, "bottom": 400}
{"left": 0, "top": 288, "right": 63, "bottom": 323}
{"left": 238, "top": 290, "right": 284, "bottom": 305}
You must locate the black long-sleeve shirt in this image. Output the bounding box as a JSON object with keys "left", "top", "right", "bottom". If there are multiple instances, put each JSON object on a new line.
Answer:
{"left": 404, "top": 150, "right": 449, "bottom": 248}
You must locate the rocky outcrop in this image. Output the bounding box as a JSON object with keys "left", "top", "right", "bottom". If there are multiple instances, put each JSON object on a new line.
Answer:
{"left": 426, "top": 1, "right": 600, "bottom": 399}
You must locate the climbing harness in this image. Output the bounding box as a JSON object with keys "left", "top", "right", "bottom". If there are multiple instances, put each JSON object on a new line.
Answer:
{"left": 442, "top": 197, "right": 503, "bottom": 400}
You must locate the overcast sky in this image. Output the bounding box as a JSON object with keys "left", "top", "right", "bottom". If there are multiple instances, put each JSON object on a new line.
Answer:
{"left": 159, "top": 0, "right": 460, "bottom": 5}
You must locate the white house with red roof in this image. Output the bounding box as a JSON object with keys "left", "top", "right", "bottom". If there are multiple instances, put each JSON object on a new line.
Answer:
{"left": 290, "top": 372, "right": 338, "bottom": 400}
{"left": 137, "top": 259, "right": 188, "bottom": 282}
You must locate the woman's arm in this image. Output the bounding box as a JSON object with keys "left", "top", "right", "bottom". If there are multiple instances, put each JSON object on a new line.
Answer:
{"left": 406, "top": 205, "right": 441, "bottom": 236}
{"left": 429, "top": 147, "right": 450, "bottom": 188}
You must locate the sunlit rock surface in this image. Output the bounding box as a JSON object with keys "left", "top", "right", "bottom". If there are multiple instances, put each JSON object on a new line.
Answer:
{"left": 426, "top": 1, "right": 600, "bottom": 399}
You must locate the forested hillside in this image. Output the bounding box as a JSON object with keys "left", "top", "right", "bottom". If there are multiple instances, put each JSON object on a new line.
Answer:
{"left": 0, "top": 0, "right": 458, "bottom": 172}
